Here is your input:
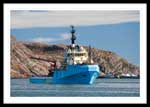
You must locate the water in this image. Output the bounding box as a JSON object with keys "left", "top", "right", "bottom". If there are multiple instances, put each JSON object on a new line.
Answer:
{"left": 11, "top": 78, "right": 139, "bottom": 97}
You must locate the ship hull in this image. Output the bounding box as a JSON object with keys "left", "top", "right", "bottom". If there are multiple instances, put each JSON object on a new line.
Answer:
{"left": 52, "top": 65, "right": 100, "bottom": 84}
{"left": 30, "top": 65, "right": 100, "bottom": 84}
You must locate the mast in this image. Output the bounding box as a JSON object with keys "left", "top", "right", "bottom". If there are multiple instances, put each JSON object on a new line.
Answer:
{"left": 70, "top": 25, "right": 76, "bottom": 45}
{"left": 70, "top": 25, "right": 76, "bottom": 64}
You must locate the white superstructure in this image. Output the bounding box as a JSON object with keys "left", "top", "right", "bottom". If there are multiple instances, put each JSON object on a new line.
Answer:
{"left": 64, "top": 26, "right": 93, "bottom": 65}
{"left": 65, "top": 44, "right": 89, "bottom": 65}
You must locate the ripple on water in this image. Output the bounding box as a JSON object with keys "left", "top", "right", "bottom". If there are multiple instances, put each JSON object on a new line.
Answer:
{"left": 11, "top": 78, "right": 140, "bottom": 97}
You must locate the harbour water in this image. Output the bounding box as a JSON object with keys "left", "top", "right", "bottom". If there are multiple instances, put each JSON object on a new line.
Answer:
{"left": 11, "top": 78, "right": 139, "bottom": 97}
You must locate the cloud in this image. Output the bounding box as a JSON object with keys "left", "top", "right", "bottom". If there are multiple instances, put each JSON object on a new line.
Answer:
{"left": 32, "top": 37, "right": 55, "bottom": 43}
{"left": 11, "top": 10, "right": 139, "bottom": 29}
{"left": 31, "top": 33, "right": 71, "bottom": 43}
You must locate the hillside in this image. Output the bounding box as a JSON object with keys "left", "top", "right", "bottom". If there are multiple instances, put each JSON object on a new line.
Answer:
{"left": 11, "top": 36, "right": 139, "bottom": 78}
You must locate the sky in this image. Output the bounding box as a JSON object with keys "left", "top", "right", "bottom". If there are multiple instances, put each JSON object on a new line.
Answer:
{"left": 11, "top": 10, "right": 140, "bottom": 65}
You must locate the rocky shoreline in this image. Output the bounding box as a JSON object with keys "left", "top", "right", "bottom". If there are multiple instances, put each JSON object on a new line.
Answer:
{"left": 11, "top": 36, "right": 139, "bottom": 78}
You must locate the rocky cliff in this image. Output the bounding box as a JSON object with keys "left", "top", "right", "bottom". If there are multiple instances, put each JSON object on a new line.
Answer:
{"left": 11, "top": 36, "right": 139, "bottom": 78}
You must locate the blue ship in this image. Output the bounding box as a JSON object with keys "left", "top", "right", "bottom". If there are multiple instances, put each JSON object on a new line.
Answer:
{"left": 53, "top": 65, "right": 99, "bottom": 84}
{"left": 30, "top": 26, "right": 100, "bottom": 84}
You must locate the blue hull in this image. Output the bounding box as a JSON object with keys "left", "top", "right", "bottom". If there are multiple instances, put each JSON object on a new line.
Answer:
{"left": 30, "top": 65, "right": 100, "bottom": 84}
{"left": 52, "top": 65, "right": 100, "bottom": 84}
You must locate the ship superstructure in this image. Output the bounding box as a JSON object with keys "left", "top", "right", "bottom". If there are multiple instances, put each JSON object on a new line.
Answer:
{"left": 65, "top": 26, "right": 90, "bottom": 65}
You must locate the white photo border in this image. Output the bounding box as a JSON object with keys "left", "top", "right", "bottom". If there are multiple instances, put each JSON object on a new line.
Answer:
{"left": 4, "top": 3, "right": 147, "bottom": 104}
